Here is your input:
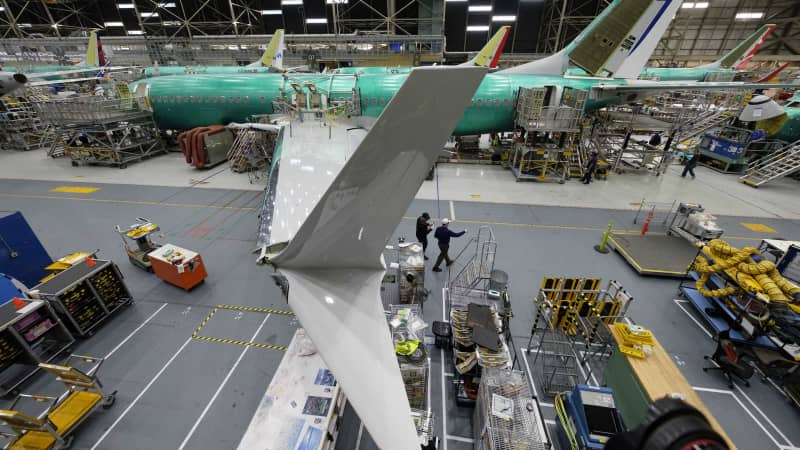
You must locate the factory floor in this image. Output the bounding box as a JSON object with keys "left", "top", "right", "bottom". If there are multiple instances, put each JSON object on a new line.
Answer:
{"left": 0, "top": 156, "right": 797, "bottom": 449}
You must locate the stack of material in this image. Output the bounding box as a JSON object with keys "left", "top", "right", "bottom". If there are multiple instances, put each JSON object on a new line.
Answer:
{"left": 225, "top": 123, "right": 279, "bottom": 182}
{"left": 177, "top": 125, "right": 231, "bottom": 169}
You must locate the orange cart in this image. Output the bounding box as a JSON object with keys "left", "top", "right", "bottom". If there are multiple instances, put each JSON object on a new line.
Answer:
{"left": 147, "top": 244, "right": 207, "bottom": 290}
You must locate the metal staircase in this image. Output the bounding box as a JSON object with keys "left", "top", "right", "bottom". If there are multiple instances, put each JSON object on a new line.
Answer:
{"left": 448, "top": 226, "right": 497, "bottom": 297}
{"left": 676, "top": 109, "right": 733, "bottom": 143}
{"left": 739, "top": 139, "right": 800, "bottom": 187}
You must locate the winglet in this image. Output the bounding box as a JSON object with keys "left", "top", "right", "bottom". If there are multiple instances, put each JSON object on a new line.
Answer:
{"left": 249, "top": 29, "right": 284, "bottom": 69}
{"left": 79, "top": 30, "right": 99, "bottom": 67}
{"left": 460, "top": 26, "right": 510, "bottom": 68}
{"left": 699, "top": 24, "right": 776, "bottom": 70}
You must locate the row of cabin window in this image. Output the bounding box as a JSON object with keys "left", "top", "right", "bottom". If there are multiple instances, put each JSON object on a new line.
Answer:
{"left": 359, "top": 98, "right": 513, "bottom": 107}
{"left": 149, "top": 95, "right": 273, "bottom": 104}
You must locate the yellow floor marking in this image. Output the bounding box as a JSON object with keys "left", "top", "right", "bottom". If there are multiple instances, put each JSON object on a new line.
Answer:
{"left": 50, "top": 186, "right": 100, "bottom": 194}
{"left": 470, "top": 194, "right": 481, "bottom": 199}
{"left": 191, "top": 304, "right": 292, "bottom": 351}
{"left": 740, "top": 222, "right": 777, "bottom": 233}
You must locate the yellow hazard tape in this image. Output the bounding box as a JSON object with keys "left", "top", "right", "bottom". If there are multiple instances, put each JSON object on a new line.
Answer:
{"left": 191, "top": 304, "right": 293, "bottom": 351}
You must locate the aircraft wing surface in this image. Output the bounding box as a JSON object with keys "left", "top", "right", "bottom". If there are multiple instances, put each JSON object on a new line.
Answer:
{"left": 591, "top": 80, "right": 800, "bottom": 102}
{"left": 263, "top": 66, "right": 485, "bottom": 450}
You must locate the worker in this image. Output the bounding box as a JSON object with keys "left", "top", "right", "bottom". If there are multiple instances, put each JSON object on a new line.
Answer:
{"left": 416, "top": 212, "right": 433, "bottom": 260}
{"left": 682, "top": 149, "right": 699, "bottom": 179}
{"left": 649, "top": 132, "right": 662, "bottom": 147}
{"left": 582, "top": 151, "right": 599, "bottom": 184}
{"left": 432, "top": 218, "right": 466, "bottom": 273}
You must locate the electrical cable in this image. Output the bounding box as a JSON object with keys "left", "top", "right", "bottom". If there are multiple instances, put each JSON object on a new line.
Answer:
{"left": 554, "top": 392, "right": 578, "bottom": 450}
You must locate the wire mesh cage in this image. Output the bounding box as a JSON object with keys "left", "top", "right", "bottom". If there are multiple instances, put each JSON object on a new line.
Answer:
{"left": 473, "top": 368, "right": 549, "bottom": 450}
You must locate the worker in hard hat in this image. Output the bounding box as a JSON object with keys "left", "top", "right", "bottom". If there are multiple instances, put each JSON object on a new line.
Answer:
{"left": 432, "top": 218, "right": 467, "bottom": 273}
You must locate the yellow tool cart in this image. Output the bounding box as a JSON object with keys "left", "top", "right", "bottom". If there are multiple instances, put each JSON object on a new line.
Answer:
{"left": 0, "top": 354, "right": 115, "bottom": 450}
{"left": 114, "top": 218, "right": 162, "bottom": 272}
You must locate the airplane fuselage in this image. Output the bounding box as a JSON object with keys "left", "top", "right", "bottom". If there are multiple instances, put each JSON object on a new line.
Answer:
{"left": 134, "top": 72, "right": 624, "bottom": 134}
{"left": 142, "top": 66, "right": 275, "bottom": 78}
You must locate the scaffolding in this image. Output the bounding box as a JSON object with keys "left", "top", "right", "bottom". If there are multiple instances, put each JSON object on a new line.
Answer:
{"left": 0, "top": 93, "right": 54, "bottom": 151}
{"left": 448, "top": 226, "right": 497, "bottom": 299}
{"left": 226, "top": 124, "right": 278, "bottom": 184}
{"left": 34, "top": 89, "right": 165, "bottom": 168}
{"left": 473, "top": 368, "right": 549, "bottom": 450}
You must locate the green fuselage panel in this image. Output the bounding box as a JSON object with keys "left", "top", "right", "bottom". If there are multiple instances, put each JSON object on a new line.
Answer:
{"left": 133, "top": 72, "right": 621, "bottom": 134}
{"left": 566, "top": 66, "right": 737, "bottom": 82}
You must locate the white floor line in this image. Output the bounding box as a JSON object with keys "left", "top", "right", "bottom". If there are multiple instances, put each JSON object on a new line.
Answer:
{"left": 724, "top": 387, "right": 785, "bottom": 450}
{"left": 444, "top": 372, "right": 455, "bottom": 377}
{"left": 427, "top": 356, "right": 432, "bottom": 410}
{"left": 449, "top": 200, "right": 456, "bottom": 221}
{"left": 520, "top": 348, "right": 540, "bottom": 399}
{"left": 355, "top": 423, "right": 364, "bottom": 449}
{"left": 91, "top": 336, "right": 193, "bottom": 450}
{"left": 440, "top": 287, "right": 448, "bottom": 450}
{"left": 104, "top": 303, "right": 168, "bottom": 360}
{"left": 540, "top": 401, "right": 554, "bottom": 408}
{"left": 673, "top": 298, "right": 713, "bottom": 338}
{"left": 447, "top": 435, "right": 474, "bottom": 443}
{"left": 545, "top": 419, "right": 556, "bottom": 426}
{"left": 734, "top": 383, "right": 794, "bottom": 447}
{"left": 693, "top": 386, "right": 734, "bottom": 395}
{"left": 177, "top": 314, "right": 271, "bottom": 450}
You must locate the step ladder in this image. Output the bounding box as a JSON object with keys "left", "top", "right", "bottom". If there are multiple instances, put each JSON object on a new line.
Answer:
{"left": 739, "top": 139, "right": 800, "bottom": 187}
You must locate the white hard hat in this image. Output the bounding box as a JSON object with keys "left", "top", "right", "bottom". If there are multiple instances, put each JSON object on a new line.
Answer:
{"left": 441, "top": 218, "right": 450, "bottom": 224}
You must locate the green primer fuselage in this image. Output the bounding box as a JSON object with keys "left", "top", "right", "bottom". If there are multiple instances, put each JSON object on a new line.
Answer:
{"left": 565, "top": 66, "right": 737, "bottom": 82}
{"left": 134, "top": 73, "right": 622, "bottom": 134}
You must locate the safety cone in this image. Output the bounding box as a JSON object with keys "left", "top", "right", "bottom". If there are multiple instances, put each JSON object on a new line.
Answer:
{"left": 86, "top": 255, "right": 96, "bottom": 268}
{"left": 12, "top": 297, "right": 25, "bottom": 310}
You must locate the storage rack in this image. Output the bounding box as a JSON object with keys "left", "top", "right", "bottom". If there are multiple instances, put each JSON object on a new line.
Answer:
{"left": 34, "top": 89, "right": 165, "bottom": 168}
{"left": 32, "top": 260, "right": 132, "bottom": 337}
{"left": 0, "top": 93, "right": 54, "bottom": 151}
{"left": 473, "top": 368, "right": 549, "bottom": 450}
{"left": 0, "top": 300, "right": 74, "bottom": 396}
{"left": 389, "top": 305, "right": 429, "bottom": 411}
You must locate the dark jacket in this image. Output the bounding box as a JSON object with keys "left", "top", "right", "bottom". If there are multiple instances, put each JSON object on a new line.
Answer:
{"left": 416, "top": 217, "right": 431, "bottom": 238}
{"left": 586, "top": 154, "right": 599, "bottom": 171}
{"left": 434, "top": 226, "right": 465, "bottom": 245}
{"left": 686, "top": 154, "right": 699, "bottom": 168}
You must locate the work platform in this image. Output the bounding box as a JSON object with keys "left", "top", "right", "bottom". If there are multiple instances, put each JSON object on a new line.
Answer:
{"left": 608, "top": 233, "right": 697, "bottom": 277}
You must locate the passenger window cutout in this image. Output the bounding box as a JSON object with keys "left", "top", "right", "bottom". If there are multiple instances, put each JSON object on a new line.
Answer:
{"left": 477, "top": 99, "right": 483, "bottom": 106}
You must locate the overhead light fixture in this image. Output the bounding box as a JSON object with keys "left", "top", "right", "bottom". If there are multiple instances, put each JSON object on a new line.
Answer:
{"left": 282, "top": 0, "right": 303, "bottom": 5}
{"left": 261, "top": 9, "right": 282, "bottom": 14}
{"left": 682, "top": 2, "right": 709, "bottom": 8}
{"left": 467, "top": 25, "right": 490, "bottom": 31}
{"left": 127, "top": 30, "right": 144, "bottom": 35}
{"left": 158, "top": 2, "right": 176, "bottom": 7}
{"left": 468, "top": 5, "right": 492, "bottom": 12}
{"left": 163, "top": 21, "right": 182, "bottom": 26}
{"left": 51, "top": 24, "right": 59, "bottom": 28}
{"left": 306, "top": 18, "right": 327, "bottom": 24}
{"left": 18, "top": 23, "right": 32, "bottom": 28}
{"left": 140, "top": 12, "right": 158, "bottom": 17}
{"left": 492, "top": 15, "right": 516, "bottom": 22}
{"left": 117, "top": 3, "right": 135, "bottom": 9}
{"left": 326, "top": 0, "right": 348, "bottom": 4}
{"left": 0, "top": 7, "right": 5, "bottom": 11}
{"left": 105, "top": 21, "right": 124, "bottom": 27}
{"left": 735, "top": 11, "right": 763, "bottom": 19}
{"left": 445, "top": 0, "right": 467, "bottom": 2}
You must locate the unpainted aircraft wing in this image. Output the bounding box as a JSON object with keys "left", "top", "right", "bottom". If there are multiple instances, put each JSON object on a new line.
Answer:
{"left": 591, "top": 80, "right": 800, "bottom": 103}
{"left": 267, "top": 67, "right": 486, "bottom": 450}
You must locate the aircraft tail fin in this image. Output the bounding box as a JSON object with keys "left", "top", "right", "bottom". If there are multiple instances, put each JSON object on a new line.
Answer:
{"left": 249, "top": 29, "right": 284, "bottom": 69}
{"left": 571, "top": 0, "right": 683, "bottom": 78}
{"left": 459, "top": 26, "right": 510, "bottom": 68}
{"left": 79, "top": 30, "right": 99, "bottom": 67}
{"left": 500, "top": 0, "right": 682, "bottom": 78}
{"left": 756, "top": 62, "right": 788, "bottom": 83}
{"left": 700, "top": 24, "right": 776, "bottom": 70}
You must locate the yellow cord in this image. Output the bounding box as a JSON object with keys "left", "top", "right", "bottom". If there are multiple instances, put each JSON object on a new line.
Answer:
{"left": 555, "top": 392, "right": 579, "bottom": 450}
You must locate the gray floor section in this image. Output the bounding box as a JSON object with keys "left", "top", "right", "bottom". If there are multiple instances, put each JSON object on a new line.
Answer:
{"left": 0, "top": 179, "right": 798, "bottom": 450}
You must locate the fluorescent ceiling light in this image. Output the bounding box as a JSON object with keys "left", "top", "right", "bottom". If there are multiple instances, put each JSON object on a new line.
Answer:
{"left": 127, "top": 30, "right": 144, "bottom": 35}
{"left": 51, "top": 24, "right": 59, "bottom": 28}
{"left": 140, "top": 12, "right": 158, "bottom": 17}
{"left": 492, "top": 15, "right": 516, "bottom": 22}
{"left": 158, "top": 2, "right": 176, "bottom": 6}
{"left": 306, "top": 18, "right": 327, "bottom": 24}
{"left": 682, "top": 2, "right": 709, "bottom": 8}
{"left": 18, "top": 23, "right": 31, "bottom": 28}
{"left": 105, "top": 21, "right": 124, "bottom": 27}
{"left": 468, "top": 5, "right": 492, "bottom": 12}
{"left": 735, "top": 12, "right": 763, "bottom": 19}
{"left": 467, "top": 25, "right": 490, "bottom": 31}
{"left": 163, "top": 21, "right": 182, "bottom": 26}
{"left": 261, "top": 9, "right": 282, "bottom": 14}
{"left": 117, "top": 3, "right": 135, "bottom": 9}
{"left": 327, "top": 0, "right": 348, "bottom": 4}
{"left": 282, "top": 0, "right": 303, "bottom": 5}
{"left": 0, "top": 7, "right": 5, "bottom": 11}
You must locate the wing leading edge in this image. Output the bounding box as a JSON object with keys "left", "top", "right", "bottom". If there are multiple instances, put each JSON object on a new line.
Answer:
{"left": 269, "top": 67, "right": 486, "bottom": 450}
